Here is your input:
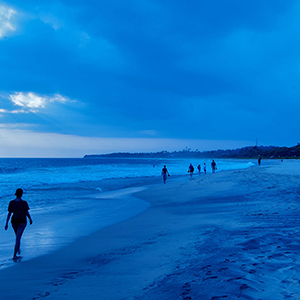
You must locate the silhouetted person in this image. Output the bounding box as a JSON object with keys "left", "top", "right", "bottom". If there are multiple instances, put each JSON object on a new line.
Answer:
{"left": 5, "top": 188, "right": 33, "bottom": 260}
{"left": 197, "top": 164, "right": 201, "bottom": 175}
{"left": 203, "top": 163, "right": 207, "bottom": 174}
{"left": 258, "top": 155, "right": 262, "bottom": 166}
{"left": 211, "top": 160, "right": 217, "bottom": 173}
{"left": 188, "top": 164, "right": 194, "bottom": 179}
{"left": 161, "top": 165, "right": 170, "bottom": 184}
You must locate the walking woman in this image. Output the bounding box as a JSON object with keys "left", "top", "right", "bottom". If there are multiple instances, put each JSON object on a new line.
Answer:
{"left": 4, "top": 188, "right": 33, "bottom": 260}
{"left": 161, "top": 165, "right": 170, "bottom": 184}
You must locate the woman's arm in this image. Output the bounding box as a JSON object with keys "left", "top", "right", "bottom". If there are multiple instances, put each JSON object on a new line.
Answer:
{"left": 5, "top": 212, "right": 12, "bottom": 230}
{"left": 26, "top": 211, "right": 33, "bottom": 225}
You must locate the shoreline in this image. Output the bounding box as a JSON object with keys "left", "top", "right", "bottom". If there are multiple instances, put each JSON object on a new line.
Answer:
{"left": 1, "top": 159, "right": 299, "bottom": 299}
{"left": 0, "top": 159, "right": 253, "bottom": 269}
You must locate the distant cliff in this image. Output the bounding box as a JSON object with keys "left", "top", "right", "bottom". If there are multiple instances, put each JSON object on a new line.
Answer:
{"left": 84, "top": 144, "right": 300, "bottom": 159}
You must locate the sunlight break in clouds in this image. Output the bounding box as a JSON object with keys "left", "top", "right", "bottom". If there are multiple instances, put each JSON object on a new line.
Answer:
{"left": 0, "top": 4, "right": 16, "bottom": 38}
{"left": 9, "top": 92, "right": 70, "bottom": 111}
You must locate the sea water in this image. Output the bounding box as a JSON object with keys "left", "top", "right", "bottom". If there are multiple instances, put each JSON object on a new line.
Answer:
{"left": 0, "top": 157, "right": 253, "bottom": 268}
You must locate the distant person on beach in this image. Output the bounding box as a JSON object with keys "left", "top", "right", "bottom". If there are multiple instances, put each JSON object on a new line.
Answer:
{"left": 197, "top": 164, "right": 201, "bottom": 175}
{"left": 4, "top": 188, "right": 33, "bottom": 260}
{"left": 188, "top": 164, "right": 194, "bottom": 178}
{"left": 211, "top": 160, "right": 217, "bottom": 173}
{"left": 161, "top": 165, "right": 170, "bottom": 184}
{"left": 258, "top": 155, "right": 262, "bottom": 166}
{"left": 203, "top": 163, "right": 207, "bottom": 174}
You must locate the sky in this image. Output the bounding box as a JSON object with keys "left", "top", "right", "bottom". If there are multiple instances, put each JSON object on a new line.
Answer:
{"left": 0, "top": 0, "right": 299, "bottom": 157}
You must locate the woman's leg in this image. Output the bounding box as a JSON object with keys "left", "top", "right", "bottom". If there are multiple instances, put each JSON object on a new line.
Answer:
{"left": 12, "top": 223, "right": 26, "bottom": 258}
{"left": 163, "top": 174, "right": 167, "bottom": 183}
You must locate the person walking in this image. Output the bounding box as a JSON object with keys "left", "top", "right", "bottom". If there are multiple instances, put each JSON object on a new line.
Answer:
{"left": 203, "top": 163, "right": 207, "bottom": 174}
{"left": 4, "top": 188, "right": 33, "bottom": 260}
{"left": 211, "top": 160, "right": 217, "bottom": 173}
{"left": 161, "top": 165, "right": 170, "bottom": 184}
{"left": 197, "top": 164, "right": 201, "bottom": 175}
{"left": 188, "top": 163, "right": 194, "bottom": 179}
{"left": 258, "top": 155, "right": 262, "bottom": 166}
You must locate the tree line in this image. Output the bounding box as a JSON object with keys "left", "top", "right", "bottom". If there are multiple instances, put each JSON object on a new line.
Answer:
{"left": 84, "top": 144, "right": 300, "bottom": 159}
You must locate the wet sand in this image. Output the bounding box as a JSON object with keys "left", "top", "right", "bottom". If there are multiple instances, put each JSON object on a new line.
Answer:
{"left": 1, "top": 160, "right": 300, "bottom": 299}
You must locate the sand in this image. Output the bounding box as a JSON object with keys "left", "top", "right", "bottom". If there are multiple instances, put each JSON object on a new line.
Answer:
{"left": 1, "top": 159, "right": 300, "bottom": 299}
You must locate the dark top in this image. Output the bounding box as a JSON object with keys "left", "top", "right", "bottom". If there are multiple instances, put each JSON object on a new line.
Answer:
{"left": 8, "top": 200, "right": 30, "bottom": 225}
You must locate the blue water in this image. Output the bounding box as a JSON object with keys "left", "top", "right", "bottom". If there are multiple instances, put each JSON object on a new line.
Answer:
{"left": 0, "top": 157, "right": 253, "bottom": 268}
{"left": 0, "top": 157, "right": 253, "bottom": 197}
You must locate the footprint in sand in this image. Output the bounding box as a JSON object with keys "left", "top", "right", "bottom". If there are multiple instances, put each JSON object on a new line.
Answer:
{"left": 32, "top": 292, "right": 50, "bottom": 299}
{"left": 201, "top": 264, "right": 211, "bottom": 270}
{"left": 203, "top": 276, "right": 218, "bottom": 281}
{"left": 218, "top": 267, "right": 229, "bottom": 272}
{"left": 268, "top": 253, "right": 284, "bottom": 259}
{"left": 239, "top": 283, "right": 250, "bottom": 291}
{"left": 181, "top": 282, "right": 192, "bottom": 300}
{"left": 227, "top": 277, "right": 242, "bottom": 282}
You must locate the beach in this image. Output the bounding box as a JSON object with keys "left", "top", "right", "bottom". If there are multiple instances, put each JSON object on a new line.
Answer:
{"left": 1, "top": 159, "right": 300, "bottom": 299}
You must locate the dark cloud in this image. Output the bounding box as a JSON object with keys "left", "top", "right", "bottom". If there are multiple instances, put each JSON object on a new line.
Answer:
{"left": 0, "top": 0, "right": 299, "bottom": 147}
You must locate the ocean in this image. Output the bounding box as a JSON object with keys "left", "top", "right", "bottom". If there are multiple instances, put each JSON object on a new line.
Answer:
{"left": 0, "top": 157, "right": 253, "bottom": 268}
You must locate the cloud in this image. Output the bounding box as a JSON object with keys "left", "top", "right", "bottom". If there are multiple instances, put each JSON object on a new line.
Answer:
{"left": 0, "top": 0, "right": 299, "bottom": 149}
{"left": 0, "top": 108, "right": 26, "bottom": 114}
{"left": 10, "top": 92, "right": 45, "bottom": 108}
{"left": 8, "top": 92, "right": 71, "bottom": 112}
{"left": 0, "top": 4, "right": 17, "bottom": 38}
